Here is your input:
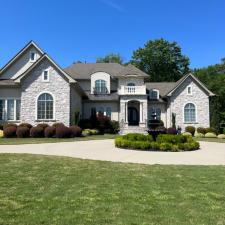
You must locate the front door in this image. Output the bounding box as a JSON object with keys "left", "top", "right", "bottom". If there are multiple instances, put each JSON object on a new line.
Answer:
{"left": 128, "top": 107, "right": 139, "bottom": 126}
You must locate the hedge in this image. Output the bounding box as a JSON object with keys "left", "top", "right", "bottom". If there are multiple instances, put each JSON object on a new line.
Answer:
{"left": 115, "top": 133, "right": 199, "bottom": 151}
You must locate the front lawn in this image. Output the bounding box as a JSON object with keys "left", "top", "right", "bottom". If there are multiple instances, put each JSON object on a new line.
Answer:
{"left": 0, "top": 134, "right": 118, "bottom": 145}
{"left": 0, "top": 154, "right": 224, "bottom": 225}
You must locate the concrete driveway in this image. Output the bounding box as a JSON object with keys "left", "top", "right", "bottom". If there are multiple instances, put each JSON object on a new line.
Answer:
{"left": 0, "top": 140, "right": 225, "bottom": 165}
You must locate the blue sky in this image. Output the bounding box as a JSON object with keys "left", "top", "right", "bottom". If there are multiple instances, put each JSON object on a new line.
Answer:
{"left": 0, "top": 0, "right": 224, "bottom": 69}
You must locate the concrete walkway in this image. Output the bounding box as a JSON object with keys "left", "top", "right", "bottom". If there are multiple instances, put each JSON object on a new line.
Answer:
{"left": 0, "top": 140, "right": 225, "bottom": 165}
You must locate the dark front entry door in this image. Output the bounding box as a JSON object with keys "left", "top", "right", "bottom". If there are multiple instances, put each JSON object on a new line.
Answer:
{"left": 128, "top": 107, "right": 139, "bottom": 125}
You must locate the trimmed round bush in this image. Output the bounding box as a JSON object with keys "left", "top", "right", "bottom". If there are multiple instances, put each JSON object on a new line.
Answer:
{"left": 159, "top": 143, "right": 173, "bottom": 151}
{"left": 3, "top": 126, "right": 17, "bottom": 138}
{"left": 110, "top": 120, "right": 120, "bottom": 134}
{"left": 217, "top": 134, "right": 225, "bottom": 139}
{"left": 44, "top": 126, "right": 56, "bottom": 138}
{"left": 205, "top": 127, "right": 217, "bottom": 134}
{"left": 123, "top": 133, "right": 154, "bottom": 142}
{"left": 205, "top": 132, "right": 217, "bottom": 138}
{"left": 182, "top": 132, "right": 192, "bottom": 136}
{"left": 16, "top": 127, "right": 30, "bottom": 138}
{"left": 30, "top": 126, "right": 44, "bottom": 138}
{"left": 37, "top": 123, "right": 49, "bottom": 131}
{"left": 194, "top": 132, "right": 205, "bottom": 138}
{"left": 0, "top": 130, "right": 3, "bottom": 138}
{"left": 70, "top": 125, "right": 82, "bottom": 137}
{"left": 185, "top": 126, "right": 195, "bottom": 136}
{"left": 18, "top": 123, "right": 33, "bottom": 129}
{"left": 3, "top": 123, "right": 17, "bottom": 130}
{"left": 166, "top": 127, "right": 177, "bottom": 135}
{"left": 52, "top": 123, "right": 65, "bottom": 128}
{"left": 55, "top": 126, "right": 71, "bottom": 138}
{"left": 197, "top": 127, "right": 206, "bottom": 134}
{"left": 156, "top": 134, "right": 187, "bottom": 144}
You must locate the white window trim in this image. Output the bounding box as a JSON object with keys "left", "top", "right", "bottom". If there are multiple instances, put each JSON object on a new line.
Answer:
{"left": 149, "top": 89, "right": 159, "bottom": 100}
{"left": 0, "top": 98, "right": 21, "bottom": 122}
{"left": 42, "top": 69, "right": 50, "bottom": 82}
{"left": 35, "top": 91, "right": 55, "bottom": 121}
{"left": 183, "top": 102, "right": 198, "bottom": 124}
{"left": 30, "top": 51, "right": 36, "bottom": 62}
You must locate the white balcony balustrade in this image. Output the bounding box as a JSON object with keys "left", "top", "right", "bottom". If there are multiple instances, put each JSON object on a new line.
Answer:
{"left": 118, "top": 85, "right": 146, "bottom": 95}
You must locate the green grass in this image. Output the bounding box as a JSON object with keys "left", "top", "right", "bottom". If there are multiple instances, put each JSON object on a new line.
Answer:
{"left": 0, "top": 134, "right": 117, "bottom": 145}
{"left": 194, "top": 137, "right": 225, "bottom": 143}
{"left": 0, "top": 154, "right": 225, "bottom": 225}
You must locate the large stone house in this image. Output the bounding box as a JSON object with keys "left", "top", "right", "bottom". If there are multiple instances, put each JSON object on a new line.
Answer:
{"left": 0, "top": 41, "right": 214, "bottom": 133}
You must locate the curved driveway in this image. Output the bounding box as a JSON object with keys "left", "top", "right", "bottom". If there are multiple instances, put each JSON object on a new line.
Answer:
{"left": 0, "top": 140, "right": 225, "bottom": 165}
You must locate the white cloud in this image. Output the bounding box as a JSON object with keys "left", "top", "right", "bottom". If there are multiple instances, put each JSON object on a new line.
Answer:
{"left": 100, "top": 0, "right": 124, "bottom": 12}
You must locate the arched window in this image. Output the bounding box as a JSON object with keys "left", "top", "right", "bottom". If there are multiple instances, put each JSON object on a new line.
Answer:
{"left": 95, "top": 80, "right": 107, "bottom": 94}
{"left": 127, "top": 82, "right": 135, "bottom": 86}
{"left": 37, "top": 93, "right": 54, "bottom": 120}
{"left": 184, "top": 103, "right": 196, "bottom": 123}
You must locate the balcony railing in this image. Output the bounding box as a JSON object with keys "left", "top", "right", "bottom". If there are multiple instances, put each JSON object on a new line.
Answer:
{"left": 118, "top": 85, "right": 146, "bottom": 95}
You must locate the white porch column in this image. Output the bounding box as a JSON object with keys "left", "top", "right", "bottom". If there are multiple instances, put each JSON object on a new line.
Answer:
{"left": 139, "top": 102, "right": 143, "bottom": 123}
{"left": 125, "top": 102, "right": 128, "bottom": 123}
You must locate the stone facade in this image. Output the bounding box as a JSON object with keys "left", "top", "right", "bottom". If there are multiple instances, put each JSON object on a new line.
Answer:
{"left": 168, "top": 77, "right": 210, "bottom": 131}
{"left": 20, "top": 58, "right": 72, "bottom": 126}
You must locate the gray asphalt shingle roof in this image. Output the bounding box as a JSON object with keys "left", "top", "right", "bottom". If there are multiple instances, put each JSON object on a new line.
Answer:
{"left": 64, "top": 63, "right": 149, "bottom": 79}
{"left": 146, "top": 82, "right": 176, "bottom": 97}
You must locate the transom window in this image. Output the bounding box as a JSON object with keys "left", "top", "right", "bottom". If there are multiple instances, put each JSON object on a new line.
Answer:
{"left": 94, "top": 80, "right": 107, "bottom": 94}
{"left": 0, "top": 99, "right": 21, "bottom": 121}
{"left": 37, "top": 93, "right": 54, "bottom": 120}
{"left": 149, "top": 89, "right": 159, "bottom": 100}
{"left": 184, "top": 103, "right": 196, "bottom": 123}
{"left": 149, "top": 107, "right": 161, "bottom": 120}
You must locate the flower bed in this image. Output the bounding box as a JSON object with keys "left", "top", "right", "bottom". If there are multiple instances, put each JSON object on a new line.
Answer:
{"left": 115, "top": 133, "right": 200, "bottom": 152}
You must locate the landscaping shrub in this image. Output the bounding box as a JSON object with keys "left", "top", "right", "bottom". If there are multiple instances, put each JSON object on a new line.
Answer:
{"left": 3, "top": 123, "right": 17, "bottom": 130}
{"left": 30, "top": 126, "right": 44, "bottom": 138}
{"left": 123, "top": 133, "right": 153, "bottom": 142}
{"left": 0, "top": 130, "right": 3, "bottom": 138}
{"left": 44, "top": 126, "right": 56, "bottom": 138}
{"left": 16, "top": 127, "right": 30, "bottom": 138}
{"left": 115, "top": 133, "right": 199, "bottom": 151}
{"left": 197, "top": 127, "right": 206, "bottom": 134}
{"left": 70, "top": 125, "right": 82, "bottom": 137}
{"left": 156, "top": 134, "right": 187, "bottom": 144}
{"left": 205, "top": 127, "right": 217, "bottom": 134}
{"left": 194, "top": 132, "right": 205, "bottom": 138}
{"left": 82, "top": 129, "right": 100, "bottom": 136}
{"left": 52, "top": 123, "right": 65, "bottom": 128}
{"left": 55, "top": 126, "right": 71, "bottom": 138}
{"left": 159, "top": 143, "right": 173, "bottom": 151}
{"left": 185, "top": 126, "right": 195, "bottom": 136}
{"left": 78, "top": 119, "right": 93, "bottom": 129}
{"left": 37, "top": 123, "right": 49, "bottom": 131}
{"left": 217, "top": 134, "right": 225, "bottom": 139}
{"left": 110, "top": 120, "right": 120, "bottom": 134}
{"left": 0, "top": 124, "right": 3, "bottom": 130}
{"left": 182, "top": 132, "right": 192, "bottom": 137}
{"left": 3, "top": 126, "right": 17, "bottom": 138}
{"left": 166, "top": 127, "right": 177, "bottom": 135}
{"left": 205, "top": 132, "right": 217, "bottom": 138}
{"left": 18, "top": 123, "right": 33, "bottom": 129}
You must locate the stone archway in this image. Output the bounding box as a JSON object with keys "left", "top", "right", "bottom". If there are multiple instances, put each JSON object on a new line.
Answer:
{"left": 128, "top": 100, "right": 140, "bottom": 126}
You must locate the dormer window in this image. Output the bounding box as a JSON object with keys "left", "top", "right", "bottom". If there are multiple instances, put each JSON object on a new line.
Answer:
{"left": 94, "top": 80, "right": 107, "bottom": 94}
{"left": 187, "top": 85, "right": 192, "bottom": 95}
{"left": 149, "top": 89, "right": 159, "bottom": 100}
{"left": 42, "top": 69, "right": 49, "bottom": 82}
{"left": 30, "top": 52, "right": 36, "bottom": 62}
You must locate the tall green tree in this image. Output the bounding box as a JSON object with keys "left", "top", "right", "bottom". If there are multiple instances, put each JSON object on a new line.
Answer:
{"left": 130, "top": 38, "right": 190, "bottom": 82}
{"left": 96, "top": 53, "right": 123, "bottom": 64}
{"left": 194, "top": 59, "right": 225, "bottom": 131}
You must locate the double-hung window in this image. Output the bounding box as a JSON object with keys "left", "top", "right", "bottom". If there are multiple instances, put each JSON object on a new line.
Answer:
{"left": 0, "top": 99, "right": 21, "bottom": 121}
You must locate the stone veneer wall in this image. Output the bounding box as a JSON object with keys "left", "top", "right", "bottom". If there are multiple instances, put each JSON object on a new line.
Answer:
{"left": 20, "top": 58, "right": 71, "bottom": 126}
{"left": 167, "top": 77, "right": 210, "bottom": 131}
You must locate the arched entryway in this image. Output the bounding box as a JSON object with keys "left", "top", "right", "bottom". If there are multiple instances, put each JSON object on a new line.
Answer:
{"left": 128, "top": 100, "right": 140, "bottom": 126}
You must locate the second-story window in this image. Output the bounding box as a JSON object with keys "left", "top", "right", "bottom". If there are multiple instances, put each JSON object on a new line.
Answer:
{"left": 94, "top": 80, "right": 107, "bottom": 94}
{"left": 30, "top": 52, "right": 36, "bottom": 62}
{"left": 149, "top": 89, "right": 159, "bottom": 100}
{"left": 42, "top": 69, "right": 49, "bottom": 82}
